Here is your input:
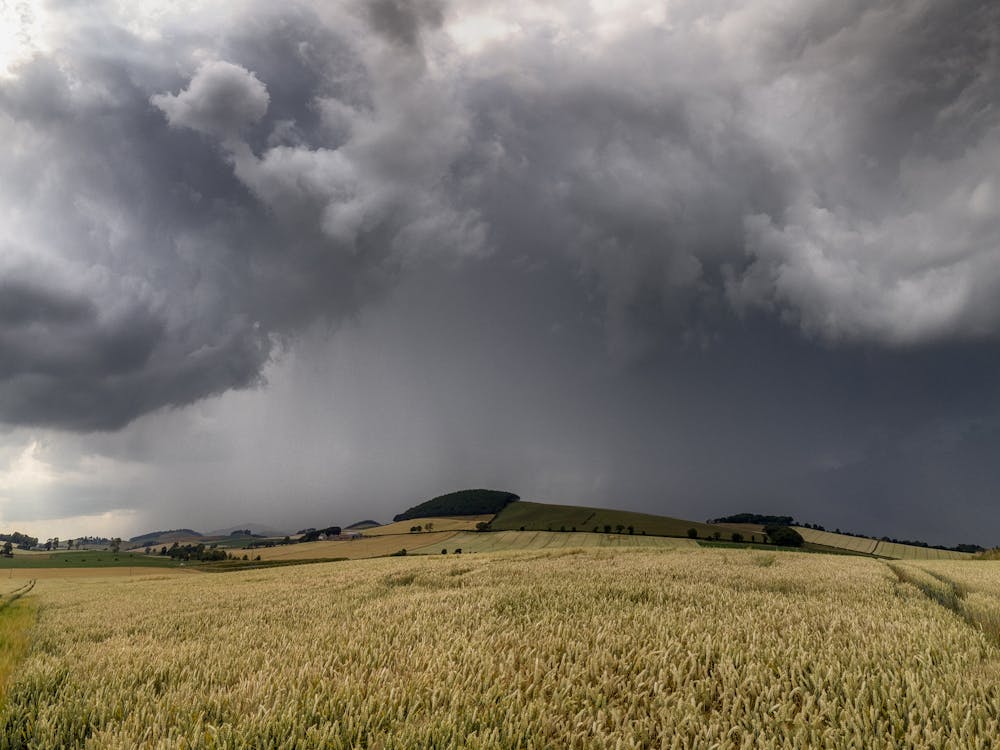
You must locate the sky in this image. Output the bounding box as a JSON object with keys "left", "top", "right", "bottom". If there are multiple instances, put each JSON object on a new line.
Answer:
{"left": 1, "top": 0, "right": 999, "bottom": 546}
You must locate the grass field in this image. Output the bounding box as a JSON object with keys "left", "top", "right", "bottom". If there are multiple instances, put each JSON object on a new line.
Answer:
{"left": 3, "top": 548, "right": 1000, "bottom": 747}
{"left": 0, "top": 551, "right": 179, "bottom": 569}
{"left": 413, "top": 529, "right": 699, "bottom": 554}
{"left": 360, "top": 515, "right": 494, "bottom": 536}
{"left": 490, "top": 500, "right": 735, "bottom": 539}
{"left": 251, "top": 531, "right": 459, "bottom": 561}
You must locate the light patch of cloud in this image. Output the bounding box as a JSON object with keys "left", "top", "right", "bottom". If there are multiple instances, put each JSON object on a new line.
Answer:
{"left": 151, "top": 60, "right": 270, "bottom": 139}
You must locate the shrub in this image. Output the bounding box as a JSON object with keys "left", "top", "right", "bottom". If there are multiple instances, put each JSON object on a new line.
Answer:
{"left": 687, "top": 528, "right": 698, "bottom": 539}
{"left": 764, "top": 525, "right": 804, "bottom": 548}
{"left": 732, "top": 532, "right": 744, "bottom": 543}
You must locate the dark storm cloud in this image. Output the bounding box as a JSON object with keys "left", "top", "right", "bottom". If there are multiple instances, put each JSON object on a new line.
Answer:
{"left": 4, "top": 0, "right": 1000, "bottom": 547}
{"left": 366, "top": 0, "right": 445, "bottom": 52}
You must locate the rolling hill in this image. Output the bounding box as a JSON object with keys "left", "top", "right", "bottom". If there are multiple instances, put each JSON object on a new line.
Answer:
{"left": 489, "top": 501, "right": 739, "bottom": 540}
{"left": 393, "top": 489, "right": 519, "bottom": 522}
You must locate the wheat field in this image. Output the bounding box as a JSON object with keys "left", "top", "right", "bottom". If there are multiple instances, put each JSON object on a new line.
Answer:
{"left": 3, "top": 549, "right": 1000, "bottom": 748}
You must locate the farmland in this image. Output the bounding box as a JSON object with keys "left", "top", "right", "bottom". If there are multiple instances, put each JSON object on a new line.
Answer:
{"left": 359, "top": 515, "right": 494, "bottom": 536}
{"left": 489, "top": 500, "right": 736, "bottom": 539}
{"left": 792, "top": 528, "right": 972, "bottom": 560}
{"left": 250, "top": 531, "right": 459, "bottom": 561}
{"left": 3, "top": 548, "right": 1000, "bottom": 748}
{"left": 0, "top": 551, "right": 179, "bottom": 569}
{"left": 413, "top": 529, "right": 698, "bottom": 554}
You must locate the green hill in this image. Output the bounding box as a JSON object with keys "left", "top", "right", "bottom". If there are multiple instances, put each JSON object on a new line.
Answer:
{"left": 345, "top": 520, "right": 381, "bottom": 530}
{"left": 393, "top": 489, "right": 519, "bottom": 522}
{"left": 489, "top": 501, "right": 744, "bottom": 540}
{"left": 128, "top": 529, "right": 202, "bottom": 544}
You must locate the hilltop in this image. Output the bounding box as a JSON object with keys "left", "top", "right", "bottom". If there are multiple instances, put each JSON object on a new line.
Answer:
{"left": 392, "top": 489, "right": 519, "bottom": 522}
{"left": 128, "top": 529, "right": 202, "bottom": 545}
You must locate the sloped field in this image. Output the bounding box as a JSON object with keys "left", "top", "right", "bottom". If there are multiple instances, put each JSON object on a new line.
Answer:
{"left": 360, "top": 516, "right": 494, "bottom": 536}
{"left": 491, "top": 500, "right": 728, "bottom": 538}
{"left": 252, "top": 532, "right": 459, "bottom": 561}
{"left": 793, "top": 527, "right": 971, "bottom": 559}
{"left": 413, "top": 529, "right": 698, "bottom": 554}
{"left": 793, "top": 527, "right": 879, "bottom": 554}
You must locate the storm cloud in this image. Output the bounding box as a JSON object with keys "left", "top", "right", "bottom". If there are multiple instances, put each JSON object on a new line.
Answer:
{"left": 2, "top": 0, "right": 1000, "bottom": 544}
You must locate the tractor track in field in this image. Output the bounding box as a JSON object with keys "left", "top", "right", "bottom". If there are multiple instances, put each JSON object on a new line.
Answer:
{"left": 0, "top": 580, "right": 35, "bottom": 612}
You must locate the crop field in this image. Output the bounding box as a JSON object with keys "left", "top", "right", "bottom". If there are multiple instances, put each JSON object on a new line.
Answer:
{"left": 490, "top": 500, "right": 730, "bottom": 539}
{"left": 791, "top": 528, "right": 971, "bottom": 560}
{"left": 0, "top": 551, "right": 179, "bottom": 569}
{"left": 250, "top": 531, "right": 459, "bottom": 561}
{"left": 3, "top": 549, "right": 1000, "bottom": 748}
{"left": 895, "top": 560, "right": 1000, "bottom": 642}
{"left": 413, "top": 529, "right": 699, "bottom": 554}
{"left": 1, "top": 568, "right": 194, "bottom": 581}
{"left": 359, "top": 515, "right": 494, "bottom": 536}
{"left": 873, "top": 541, "right": 970, "bottom": 560}
{"left": 792, "top": 527, "right": 879, "bottom": 554}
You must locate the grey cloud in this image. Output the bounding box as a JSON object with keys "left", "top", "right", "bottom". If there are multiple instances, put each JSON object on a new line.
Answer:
{"left": 725, "top": 0, "right": 1000, "bottom": 344}
{"left": 366, "top": 0, "right": 445, "bottom": 51}
{"left": 2, "top": 0, "right": 1000, "bottom": 439}
{"left": 0, "top": 280, "right": 95, "bottom": 326}
{"left": 151, "top": 61, "right": 270, "bottom": 138}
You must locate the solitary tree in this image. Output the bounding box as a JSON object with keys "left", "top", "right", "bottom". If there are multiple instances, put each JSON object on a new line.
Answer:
{"left": 2, "top": 541, "right": 12, "bottom": 557}
{"left": 731, "top": 532, "right": 744, "bottom": 543}
{"left": 687, "top": 528, "right": 698, "bottom": 539}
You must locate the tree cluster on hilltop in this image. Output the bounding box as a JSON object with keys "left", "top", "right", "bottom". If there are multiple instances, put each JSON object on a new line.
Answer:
{"left": 128, "top": 529, "right": 202, "bottom": 543}
{"left": 709, "top": 513, "right": 797, "bottom": 526}
{"left": 0, "top": 532, "right": 38, "bottom": 551}
{"left": 393, "top": 489, "right": 519, "bottom": 522}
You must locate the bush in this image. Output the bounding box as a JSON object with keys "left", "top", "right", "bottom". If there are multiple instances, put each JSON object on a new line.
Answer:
{"left": 441, "top": 549, "right": 447, "bottom": 554}
{"left": 764, "top": 525, "right": 804, "bottom": 547}
{"left": 731, "top": 532, "right": 744, "bottom": 543}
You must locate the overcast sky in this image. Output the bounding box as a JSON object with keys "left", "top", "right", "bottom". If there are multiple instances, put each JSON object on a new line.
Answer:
{"left": 1, "top": 0, "right": 999, "bottom": 546}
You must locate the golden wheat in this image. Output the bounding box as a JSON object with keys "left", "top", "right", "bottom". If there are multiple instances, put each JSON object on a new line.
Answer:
{"left": 2, "top": 549, "right": 1000, "bottom": 748}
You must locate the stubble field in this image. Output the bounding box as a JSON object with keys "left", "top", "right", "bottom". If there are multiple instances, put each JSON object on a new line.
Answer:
{"left": 2, "top": 548, "right": 1000, "bottom": 748}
